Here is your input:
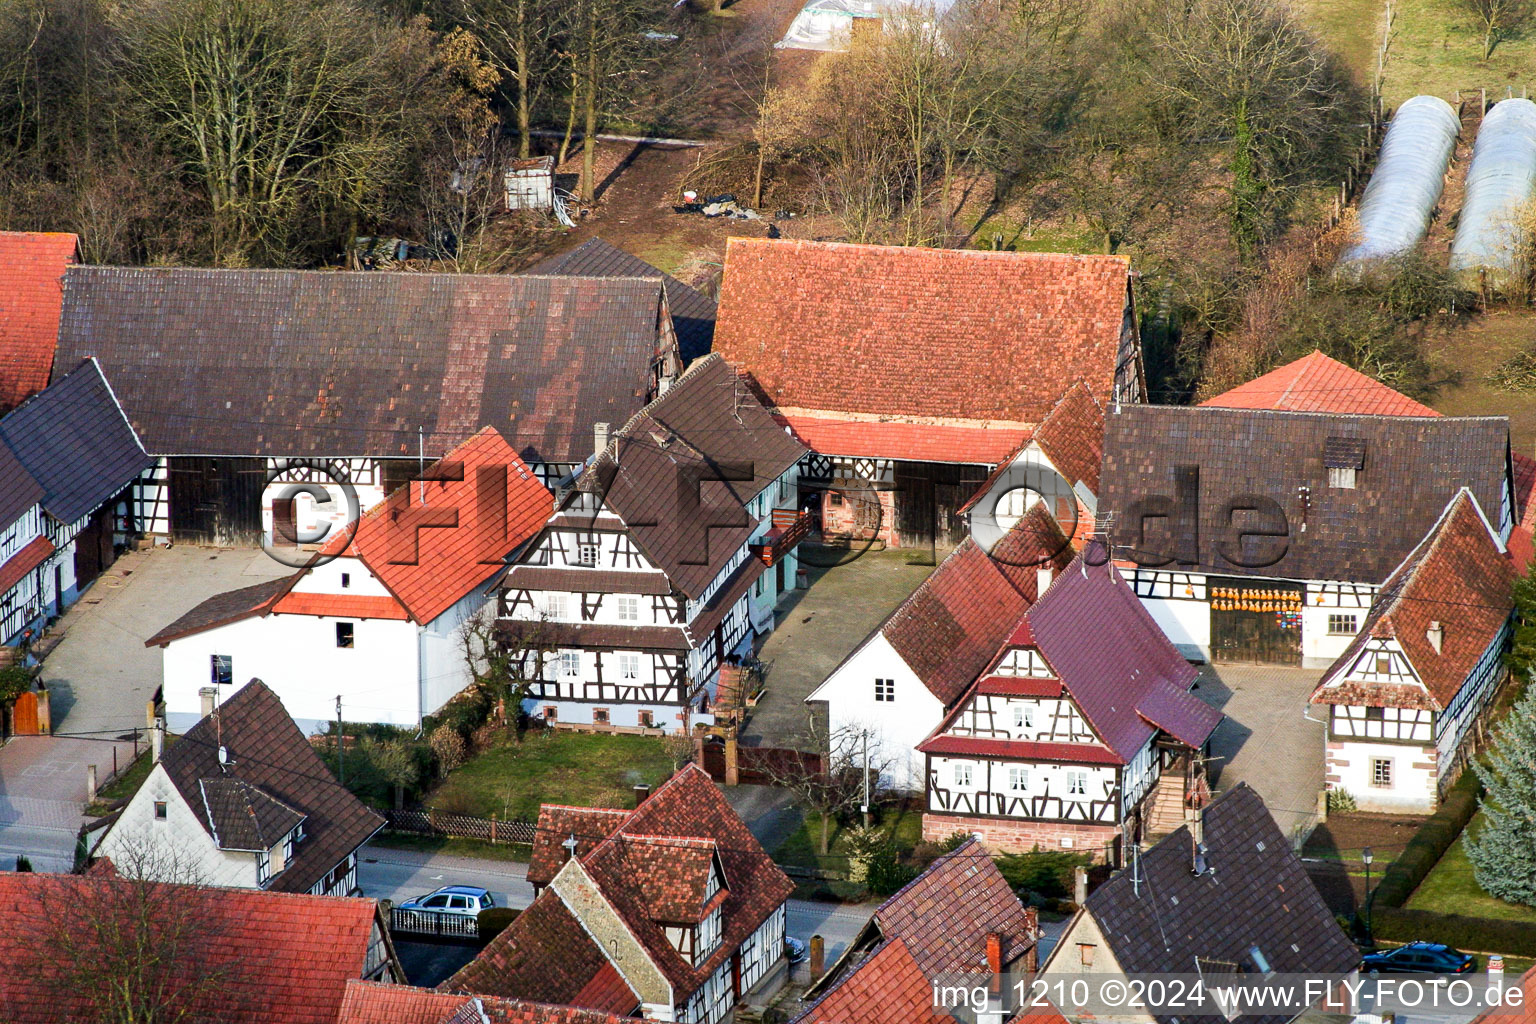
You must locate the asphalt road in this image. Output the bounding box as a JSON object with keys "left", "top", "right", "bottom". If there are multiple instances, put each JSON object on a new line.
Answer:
{"left": 357, "top": 843, "right": 879, "bottom": 962}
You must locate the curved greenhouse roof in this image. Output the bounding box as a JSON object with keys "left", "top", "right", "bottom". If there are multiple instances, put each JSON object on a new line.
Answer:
{"left": 1339, "top": 96, "right": 1460, "bottom": 265}
{"left": 1450, "top": 97, "right": 1536, "bottom": 287}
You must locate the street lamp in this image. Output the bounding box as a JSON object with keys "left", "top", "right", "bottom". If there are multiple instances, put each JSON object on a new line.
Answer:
{"left": 1361, "top": 847, "right": 1375, "bottom": 945}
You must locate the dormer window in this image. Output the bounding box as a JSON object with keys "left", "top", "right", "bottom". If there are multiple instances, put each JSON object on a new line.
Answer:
{"left": 256, "top": 850, "right": 272, "bottom": 886}
{"left": 1324, "top": 436, "right": 1365, "bottom": 490}
{"left": 695, "top": 905, "right": 723, "bottom": 962}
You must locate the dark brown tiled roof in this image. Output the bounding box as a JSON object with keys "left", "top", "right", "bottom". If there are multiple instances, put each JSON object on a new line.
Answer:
{"left": 714, "top": 238, "right": 1134, "bottom": 427}
{"left": 582, "top": 354, "right": 806, "bottom": 599}
{"left": 1312, "top": 489, "right": 1514, "bottom": 710}
{"left": 871, "top": 838, "right": 1035, "bottom": 977}
{"left": 441, "top": 889, "right": 637, "bottom": 1015}
{"left": 340, "top": 980, "right": 633, "bottom": 1024}
{"left": 498, "top": 619, "right": 691, "bottom": 651}
{"left": 198, "top": 778, "right": 306, "bottom": 852}
{"left": 504, "top": 566, "right": 673, "bottom": 595}
{"left": 155, "top": 680, "right": 384, "bottom": 893}
{"left": 530, "top": 237, "right": 716, "bottom": 363}
{"left": 1078, "top": 784, "right": 1358, "bottom": 1023}
{"left": 1100, "top": 405, "right": 1511, "bottom": 584}
{"left": 882, "top": 539, "right": 1033, "bottom": 705}
{"left": 526, "top": 805, "right": 632, "bottom": 888}
{"left": 0, "top": 429, "right": 43, "bottom": 529}
{"left": 0, "top": 357, "right": 151, "bottom": 523}
{"left": 144, "top": 578, "right": 293, "bottom": 647}
{"left": 54, "top": 267, "right": 671, "bottom": 464}
{"left": 0, "top": 871, "right": 389, "bottom": 1024}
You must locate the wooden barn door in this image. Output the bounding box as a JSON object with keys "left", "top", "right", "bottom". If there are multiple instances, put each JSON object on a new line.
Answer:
{"left": 1209, "top": 578, "right": 1303, "bottom": 665}
{"left": 168, "top": 458, "right": 266, "bottom": 545}
{"left": 11, "top": 691, "right": 40, "bottom": 735}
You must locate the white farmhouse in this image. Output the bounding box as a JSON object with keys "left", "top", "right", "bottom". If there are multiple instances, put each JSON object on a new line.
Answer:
{"left": 502, "top": 355, "right": 808, "bottom": 733}
{"left": 98, "top": 680, "right": 383, "bottom": 896}
{"left": 148, "top": 427, "right": 552, "bottom": 733}
{"left": 1311, "top": 489, "right": 1515, "bottom": 813}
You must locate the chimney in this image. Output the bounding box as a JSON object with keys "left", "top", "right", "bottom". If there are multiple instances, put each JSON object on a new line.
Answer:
{"left": 593, "top": 421, "right": 610, "bottom": 457}
{"left": 1023, "top": 906, "right": 1041, "bottom": 973}
{"left": 199, "top": 686, "right": 217, "bottom": 719}
{"left": 151, "top": 717, "right": 166, "bottom": 763}
{"left": 632, "top": 783, "right": 651, "bottom": 807}
{"left": 980, "top": 931, "right": 1006, "bottom": 1024}
{"left": 1427, "top": 621, "right": 1444, "bottom": 654}
{"left": 985, "top": 931, "right": 1002, "bottom": 977}
{"left": 1036, "top": 567, "right": 1054, "bottom": 598}
{"left": 1073, "top": 865, "right": 1088, "bottom": 906}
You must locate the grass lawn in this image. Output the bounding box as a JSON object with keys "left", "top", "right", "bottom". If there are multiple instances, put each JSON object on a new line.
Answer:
{"left": 1406, "top": 817, "right": 1536, "bottom": 924}
{"left": 84, "top": 742, "right": 166, "bottom": 817}
{"left": 426, "top": 730, "right": 677, "bottom": 821}
{"left": 1426, "top": 309, "right": 1536, "bottom": 455}
{"left": 772, "top": 801, "right": 926, "bottom": 874}
{"left": 1379, "top": 0, "right": 1536, "bottom": 108}
{"left": 1295, "top": 0, "right": 1386, "bottom": 87}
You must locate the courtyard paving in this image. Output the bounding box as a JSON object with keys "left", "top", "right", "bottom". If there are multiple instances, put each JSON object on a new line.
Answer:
{"left": 741, "top": 546, "right": 937, "bottom": 752}
{"left": 1192, "top": 662, "right": 1328, "bottom": 844}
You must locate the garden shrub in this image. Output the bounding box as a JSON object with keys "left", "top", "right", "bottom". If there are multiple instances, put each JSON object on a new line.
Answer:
{"left": 1372, "top": 907, "right": 1536, "bottom": 958}
{"left": 995, "top": 849, "right": 1093, "bottom": 900}
{"left": 1373, "top": 771, "right": 1482, "bottom": 909}
{"left": 437, "top": 686, "right": 494, "bottom": 739}
{"left": 1326, "top": 788, "right": 1357, "bottom": 814}
{"left": 0, "top": 665, "right": 32, "bottom": 704}
{"left": 477, "top": 906, "right": 520, "bottom": 941}
{"left": 865, "top": 848, "right": 917, "bottom": 898}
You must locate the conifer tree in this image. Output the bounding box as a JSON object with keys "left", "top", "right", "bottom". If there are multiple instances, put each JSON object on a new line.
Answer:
{"left": 1466, "top": 686, "right": 1536, "bottom": 906}
{"left": 1505, "top": 562, "right": 1536, "bottom": 681}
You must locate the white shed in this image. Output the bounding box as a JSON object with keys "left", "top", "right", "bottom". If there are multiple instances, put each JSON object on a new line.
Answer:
{"left": 504, "top": 156, "right": 555, "bottom": 211}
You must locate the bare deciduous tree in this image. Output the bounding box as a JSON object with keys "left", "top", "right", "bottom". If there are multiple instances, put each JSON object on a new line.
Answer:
{"left": 1458, "top": 0, "right": 1536, "bottom": 57}
{"left": 761, "top": 716, "right": 893, "bottom": 855}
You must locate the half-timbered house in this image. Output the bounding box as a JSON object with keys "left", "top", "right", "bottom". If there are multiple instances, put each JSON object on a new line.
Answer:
{"left": 0, "top": 358, "right": 152, "bottom": 623}
{"left": 146, "top": 428, "right": 552, "bottom": 733}
{"left": 807, "top": 505, "right": 1073, "bottom": 792}
{"left": 447, "top": 765, "right": 794, "bottom": 1024}
{"left": 918, "top": 550, "right": 1222, "bottom": 861}
{"left": 500, "top": 354, "right": 808, "bottom": 733}
{"left": 52, "top": 267, "right": 679, "bottom": 546}
{"left": 1100, "top": 404, "right": 1512, "bottom": 667}
{"left": 1310, "top": 489, "right": 1515, "bottom": 812}
{"left": 712, "top": 238, "right": 1143, "bottom": 552}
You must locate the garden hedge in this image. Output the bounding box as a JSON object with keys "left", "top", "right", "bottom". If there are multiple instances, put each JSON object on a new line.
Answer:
{"left": 477, "top": 906, "right": 520, "bottom": 941}
{"left": 1372, "top": 771, "right": 1482, "bottom": 909}
{"left": 1372, "top": 906, "right": 1536, "bottom": 958}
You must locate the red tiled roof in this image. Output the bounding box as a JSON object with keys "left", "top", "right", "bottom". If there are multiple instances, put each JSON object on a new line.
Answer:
{"left": 986, "top": 505, "right": 1076, "bottom": 600}
{"left": 271, "top": 592, "right": 410, "bottom": 620}
{"left": 0, "top": 534, "right": 54, "bottom": 595}
{"left": 975, "top": 674, "right": 1062, "bottom": 697}
{"left": 779, "top": 412, "right": 1032, "bottom": 464}
{"left": 339, "top": 980, "right": 632, "bottom": 1024}
{"left": 455, "top": 767, "right": 792, "bottom": 1010}
{"left": 1201, "top": 350, "right": 1438, "bottom": 417}
{"left": 526, "top": 805, "right": 632, "bottom": 889}
{"left": 1313, "top": 489, "right": 1515, "bottom": 710}
{"left": 1027, "top": 381, "right": 1106, "bottom": 493}
{"left": 611, "top": 833, "right": 723, "bottom": 924}
{"left": 0, "top": 231, "right": 76, "bottom": 412}
{"left": 714, "top": 239, "right": 1132, "bottom": 431}
{"left": 0, "top": 872, "right": 388, "bottom": 1024}
{"left": 1471, "top": 965, "right": 1535, "bottom": 1024}
{"left": 1511, "top": 452, "right": 1536, "bottom": 569}
{"left": 323, "top": 426, "right": 551, "bottom": 623}
{"left": 918, "top": 734, "right": 1126, "bottom": 764}
{"left": 883, "top": 539, "right": 1035, "bottom": 705}
{"left": 792, "top": 939, "right": 954, "bottom": 1024}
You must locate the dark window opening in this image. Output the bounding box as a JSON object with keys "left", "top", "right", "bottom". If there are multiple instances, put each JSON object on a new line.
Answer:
{"left": 336, "top": 622, "right": 355, "bottom": 648}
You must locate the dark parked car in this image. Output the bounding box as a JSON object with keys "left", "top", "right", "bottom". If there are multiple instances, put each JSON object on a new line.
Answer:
{"left": 1361, "top": 942, "right": 1475, "bottom": 975}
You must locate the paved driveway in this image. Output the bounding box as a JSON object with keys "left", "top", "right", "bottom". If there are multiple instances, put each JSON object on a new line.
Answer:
{"left": 1192, "top": 663, "right": 1326, "bottom": 844}
{"left": 0, "top": 545, "right": 288, "bottom": 871}
{"left": 742, "top": 547, "right": 936, "bottom": 750}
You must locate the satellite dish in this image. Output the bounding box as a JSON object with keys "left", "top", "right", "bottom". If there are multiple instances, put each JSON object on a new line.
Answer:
{"left": 218, "top": 746, "right": 229, "bottom": 765}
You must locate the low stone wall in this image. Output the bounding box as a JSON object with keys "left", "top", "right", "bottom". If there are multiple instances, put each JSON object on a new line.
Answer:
{"left": 922, "top": 812, "right": 1118, "bottom": 861}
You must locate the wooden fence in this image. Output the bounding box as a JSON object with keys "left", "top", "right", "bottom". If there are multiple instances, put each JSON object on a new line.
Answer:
{"left": 384, "top": 808, "right": 536, "bottom": 846}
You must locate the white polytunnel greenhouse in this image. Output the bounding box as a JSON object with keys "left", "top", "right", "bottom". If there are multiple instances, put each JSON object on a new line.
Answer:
{"left": 776, "top": 0, "right": 958, "bottom": 51}
{"left": 1450, "top": 97, "right": 1536, "bottom": 289}
{"left": 1337, "top": 96, "right": 1460, "bottom": 266}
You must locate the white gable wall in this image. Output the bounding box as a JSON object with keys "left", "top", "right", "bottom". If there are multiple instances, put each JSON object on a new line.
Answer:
{"left": 98, "top": 763, "right": 256, "bottom": 888}
{"left": 162, "top": 613, "right": 420, "bottom": 733}
{"left": 808, "top": 632, "right": 943, "bottom": 792}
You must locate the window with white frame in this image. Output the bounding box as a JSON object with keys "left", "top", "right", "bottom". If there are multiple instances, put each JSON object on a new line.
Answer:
{"left": 616, "top": 595, "right": 639, "bottom": 622}
{"left": 543, "top": 593, "right": 568, "bottom": 619}
{"left": 1066, "top": 770, "right": 1088, "bottom": 796}
{"left": 875, "top": 678, "right": 895, "bottom": 702}
{"left": 1008, "top": 767, "right": 1030, "bottom": 792}
{"left": 576, "top": 542, "right": 600, "bottom": 567}
{"left": 953, "top": 763, "right": 973, "bottom": 787}
{"left": 1012, "top": 704, "right": 1034, "bottom": 729}
{"left": 618, "top": 653, "right": 641, "bottom": 680}
{"left": 1327, "top": 613, "right": 1358, "bottom": 635}
{"left": 1371, "top": 758, "right": 1393, "bottom": 788}
{"left": 256, "top": 850, "right": 272, "bottom": 886}
{"left": 559, "top": 651, "right": 581, "bottom": 678}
